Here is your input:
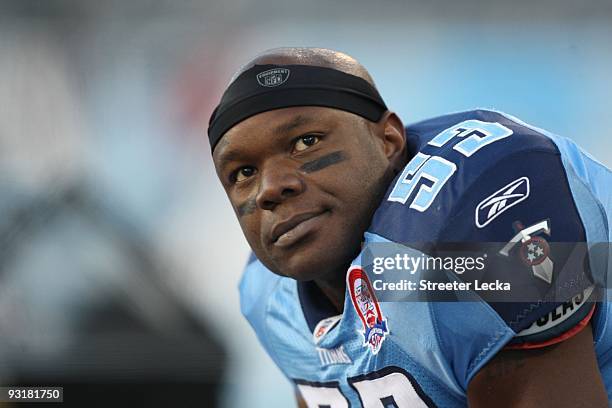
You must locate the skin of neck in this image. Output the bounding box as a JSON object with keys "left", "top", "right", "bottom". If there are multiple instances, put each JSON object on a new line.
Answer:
{"left": 310, "top": 160, "right": 407, "bottom": 313}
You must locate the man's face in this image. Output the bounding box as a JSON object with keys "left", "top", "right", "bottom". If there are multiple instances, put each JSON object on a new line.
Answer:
{"left": 213, "top": 106, "right": 392, "bottom": 282}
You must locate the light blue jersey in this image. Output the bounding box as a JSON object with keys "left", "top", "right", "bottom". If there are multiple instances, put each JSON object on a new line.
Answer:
{"left": 240, "top": 109, "right": 612, "bottom": 407}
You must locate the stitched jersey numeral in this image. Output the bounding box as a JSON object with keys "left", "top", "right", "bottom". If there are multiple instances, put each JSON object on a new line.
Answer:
{"left": 388, "top": 120, "right": 513, "bottom": 211}
{"left": 296, "top": 367, "right": 435, "bottom": 407}
{"left": 388, "top": 153, "right": 456, "bottom": 211}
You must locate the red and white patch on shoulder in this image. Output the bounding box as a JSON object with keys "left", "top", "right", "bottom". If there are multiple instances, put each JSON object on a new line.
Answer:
{"left": 347, "top": 266, "right": 389, "bottom": 355}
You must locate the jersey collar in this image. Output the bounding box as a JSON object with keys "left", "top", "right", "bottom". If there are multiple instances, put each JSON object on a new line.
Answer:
{"left": 297, "top": 280, "right": 341, "bottom": 337}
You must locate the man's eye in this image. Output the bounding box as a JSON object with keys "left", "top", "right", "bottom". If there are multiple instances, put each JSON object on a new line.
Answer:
{"left": 234, "top": 166, "right": 257, "bottom": 183}
{"left": 294, "top": 135, "right": 320, "bottom": 152}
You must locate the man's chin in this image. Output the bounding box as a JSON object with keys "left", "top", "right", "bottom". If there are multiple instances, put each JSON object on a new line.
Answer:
{"left": 272, "top": 245, "right": 354, "bottom": 282}
{"left": 258, "top": 223, "right": 362, "bottom": 281}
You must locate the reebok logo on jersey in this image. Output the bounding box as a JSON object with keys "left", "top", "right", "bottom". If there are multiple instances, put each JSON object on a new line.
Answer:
{"left": 475, "top": 177, "right": 530, "bottom": 228}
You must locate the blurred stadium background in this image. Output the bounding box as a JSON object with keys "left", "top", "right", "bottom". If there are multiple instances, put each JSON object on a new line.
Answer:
{"left": 0, "top": 0, "right": 611, "bottom": 406}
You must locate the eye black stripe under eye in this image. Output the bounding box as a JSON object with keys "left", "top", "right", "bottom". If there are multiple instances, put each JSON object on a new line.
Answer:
{"left": 236, "top": 198, "right": 257, "bottom": 217}
{"left": 300, "top": 151, "right": 348, "bottom": 173}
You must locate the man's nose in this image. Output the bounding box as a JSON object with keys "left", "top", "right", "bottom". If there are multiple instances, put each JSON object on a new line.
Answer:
{"left": 255, "top": 163, "right": 305, "bottom": 211}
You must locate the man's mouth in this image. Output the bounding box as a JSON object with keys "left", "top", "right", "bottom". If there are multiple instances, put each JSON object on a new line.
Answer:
{"left": 270, "top": 210, "right": 329, "bottom": 248}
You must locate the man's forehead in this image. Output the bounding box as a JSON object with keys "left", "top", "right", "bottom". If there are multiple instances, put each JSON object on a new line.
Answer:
{"left": 214, "top": 107, "right": 338, "bottom": 160}
{"left": 230, "top": 106, "right": 327, "bottom": 134}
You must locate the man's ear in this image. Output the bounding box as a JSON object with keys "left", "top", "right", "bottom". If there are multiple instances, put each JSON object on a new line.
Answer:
{"left": 378, "top": 111, "right": 406, "bottom": 171}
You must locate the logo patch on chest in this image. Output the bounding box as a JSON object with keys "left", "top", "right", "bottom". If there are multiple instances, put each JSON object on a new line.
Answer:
{"left": 347, "top": 266, "right": 389, "bottom": 355}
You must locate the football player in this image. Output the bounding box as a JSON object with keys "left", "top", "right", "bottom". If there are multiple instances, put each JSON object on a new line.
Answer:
{"left": 209, "top": 47, "right": 612, "bottom": 407}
